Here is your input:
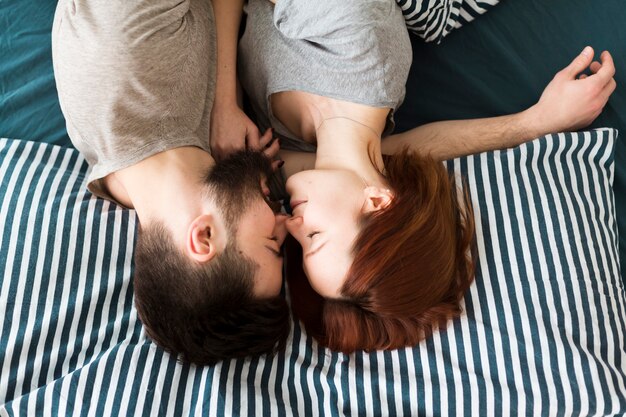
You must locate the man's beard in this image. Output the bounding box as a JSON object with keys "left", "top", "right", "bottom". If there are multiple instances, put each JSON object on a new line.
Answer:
{"left": 203, "top": 150, "right": 278, "bottom": 228}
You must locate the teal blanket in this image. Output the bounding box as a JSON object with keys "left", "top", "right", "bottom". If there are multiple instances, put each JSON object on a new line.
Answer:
{"left": 395, "top": 0, "right": 626, "bottom": 277}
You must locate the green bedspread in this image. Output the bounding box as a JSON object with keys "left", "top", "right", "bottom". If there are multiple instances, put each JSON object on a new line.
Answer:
{"left": 0, "top": 1, "right": 66, "bottom": 146}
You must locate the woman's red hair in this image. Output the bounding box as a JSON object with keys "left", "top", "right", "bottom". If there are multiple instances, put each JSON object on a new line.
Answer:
{"left": 287, "top": 149, "right": 476, "bottom": 353}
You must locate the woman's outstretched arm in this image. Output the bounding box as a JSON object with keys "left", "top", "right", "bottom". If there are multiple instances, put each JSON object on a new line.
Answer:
{"left": 383, "top": 48, "right": 616, "bottom": 161}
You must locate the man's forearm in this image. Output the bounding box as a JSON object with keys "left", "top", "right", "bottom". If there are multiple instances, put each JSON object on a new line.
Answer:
{"left": 382, "top": 106, "right": 549, "bottom": 161}
{"left": 212, "top": 0, "right": 244, "bottom": 106}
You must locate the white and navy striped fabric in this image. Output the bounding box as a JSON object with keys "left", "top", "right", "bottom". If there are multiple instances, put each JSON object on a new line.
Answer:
{"left": 397, "top": 0, "right": 500, "bottom": 43}
{"left": 1, "top": 129, "right": 625, "bottom": 416}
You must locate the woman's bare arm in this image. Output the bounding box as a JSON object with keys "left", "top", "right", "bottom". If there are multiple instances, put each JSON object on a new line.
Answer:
{"left": 383, "top": 48, "right": 616, "bottom": 161}
{"left": 278, "top": 149, "right": 316, "bottom": 178}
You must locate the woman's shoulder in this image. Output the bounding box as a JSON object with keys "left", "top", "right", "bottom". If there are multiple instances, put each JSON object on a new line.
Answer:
{"left": 273, "top": 0, "right": 401, "bottom": 41}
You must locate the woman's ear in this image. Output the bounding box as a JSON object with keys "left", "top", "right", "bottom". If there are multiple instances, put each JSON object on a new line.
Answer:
{"left": 186, "top": 214, "right": 225, "bottom": 264}
{"left": 362, "top": 186, "right": 393, "bottom": 213}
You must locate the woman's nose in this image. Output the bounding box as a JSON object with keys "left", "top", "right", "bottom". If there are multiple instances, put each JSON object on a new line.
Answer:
{"left": 285, "top": 215, "right": 304, "bottom": 240}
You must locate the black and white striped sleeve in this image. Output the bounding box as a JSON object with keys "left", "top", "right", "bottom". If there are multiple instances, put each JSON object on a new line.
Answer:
{"left": 397, "top": 0, "right": 500, "bottom": 43}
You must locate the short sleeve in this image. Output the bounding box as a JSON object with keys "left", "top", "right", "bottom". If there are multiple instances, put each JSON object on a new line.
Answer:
{"left": 273, "top": 0, "right": 393, "bottom": 40}
{"left": 397, "top": 0, "right": 500, "bottom": 43}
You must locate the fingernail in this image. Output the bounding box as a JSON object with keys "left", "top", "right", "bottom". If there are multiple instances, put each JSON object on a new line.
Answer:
{"left": 582, "top": 46, "right": 592, "bottom": 56}
{"left": 278, "top": 160, "right": 285, "bottom": 168}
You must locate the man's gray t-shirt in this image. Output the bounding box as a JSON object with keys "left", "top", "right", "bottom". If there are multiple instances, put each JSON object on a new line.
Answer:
{"left": 52, "top": 0, "right": 216, "bottom": 203}
{"left": 238, "top": 0, "right": 412, "bottom": 152}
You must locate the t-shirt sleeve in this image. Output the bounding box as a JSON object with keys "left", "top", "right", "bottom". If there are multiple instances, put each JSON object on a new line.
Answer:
{"left": 52, "top": 0, "right": 215, "bottom": 198}
{"left": 272, "top": 0, "right": 393, "bottom": 40}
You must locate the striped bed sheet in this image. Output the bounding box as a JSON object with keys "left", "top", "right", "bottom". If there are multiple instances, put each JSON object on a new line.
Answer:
{"left": 397, "top": 0, "right": 500, "bottom": 43}
{"left": 1, "top": 129, "right": 625, "bottom": 416}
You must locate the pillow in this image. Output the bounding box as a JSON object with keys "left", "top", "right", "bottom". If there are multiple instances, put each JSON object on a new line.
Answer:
{"left": 442, "top": 128, "right": 625, "bottom": 416}
{"left": 1, "top": 129, "right": 624, "bottom": 416}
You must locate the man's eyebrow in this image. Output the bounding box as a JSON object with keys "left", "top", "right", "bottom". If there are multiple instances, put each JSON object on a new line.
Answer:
{"left": 264, "top": 245, "right": 283, "bottom": 259}
{"left": 305, "top": 241, "right": 327, "bottom": 259}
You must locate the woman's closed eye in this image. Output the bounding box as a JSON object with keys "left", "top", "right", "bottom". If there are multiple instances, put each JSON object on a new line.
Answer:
{"left": 307, "top": 231, "right": 320, "bottom": 239}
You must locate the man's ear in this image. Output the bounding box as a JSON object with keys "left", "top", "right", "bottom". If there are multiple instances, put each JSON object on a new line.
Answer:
{"left": 186, "top": 214, "right": 226, "bottom": 264}
{"left": 362, "top": 186, "right": 393, "bottom": 213}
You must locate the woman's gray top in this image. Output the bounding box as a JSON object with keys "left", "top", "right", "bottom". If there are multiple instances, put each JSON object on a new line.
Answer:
{"left": 238, "top": 0, "right": 412, "bottom": 152}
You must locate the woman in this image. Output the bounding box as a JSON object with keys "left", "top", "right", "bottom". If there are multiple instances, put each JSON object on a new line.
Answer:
{"left": 238, "top": 0, "right": 616, "bottom": 352}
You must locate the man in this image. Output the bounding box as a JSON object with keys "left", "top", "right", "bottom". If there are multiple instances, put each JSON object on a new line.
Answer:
{"left": 52, "top": 0, "right": 290, "bottom": 365}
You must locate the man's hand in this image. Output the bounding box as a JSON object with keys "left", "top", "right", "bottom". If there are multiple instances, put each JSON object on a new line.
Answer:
{"left": 529, "top": 47, "right": 616, "bottom": 134}
{"left": 210, "top": 104, "right": 282, "bottom": 166}
{"left": 210, "top": 103, "right": 267, "bottom": 160}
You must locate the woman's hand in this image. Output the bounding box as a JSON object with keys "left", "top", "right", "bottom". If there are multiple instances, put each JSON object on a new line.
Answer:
{"left": 528, "top": 47, "right": 616, "bottom": 134}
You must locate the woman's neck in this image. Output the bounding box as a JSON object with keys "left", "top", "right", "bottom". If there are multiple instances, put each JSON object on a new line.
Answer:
{"left": 270, "top": 90, "right": 391, "bottom": 184}
{"left": 315, "top": 117, "right": 388, "bottom": 188}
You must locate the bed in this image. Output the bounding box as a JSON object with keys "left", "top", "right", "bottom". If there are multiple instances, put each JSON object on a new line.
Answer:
{"left": 1, "top": 0, "right": 625, "bottom": 415}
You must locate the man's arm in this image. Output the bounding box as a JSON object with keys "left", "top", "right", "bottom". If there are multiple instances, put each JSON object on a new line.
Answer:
{"left": 212, "top": 0, "right": 242, "bottom": 108}
{"left": 210, "top": 0, "right": 273, "bottom": 159}
{"left": 383, "top": 47, "right": 617, "bottom": 161}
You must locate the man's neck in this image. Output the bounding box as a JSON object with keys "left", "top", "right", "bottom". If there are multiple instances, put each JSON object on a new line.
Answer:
{"left": 105, "top": 147, "right": 216, "bottom": 227}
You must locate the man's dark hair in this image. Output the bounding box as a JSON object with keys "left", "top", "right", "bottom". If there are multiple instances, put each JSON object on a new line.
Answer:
{"left": 133, "top": 222, "right": 290, "bottom": 365}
